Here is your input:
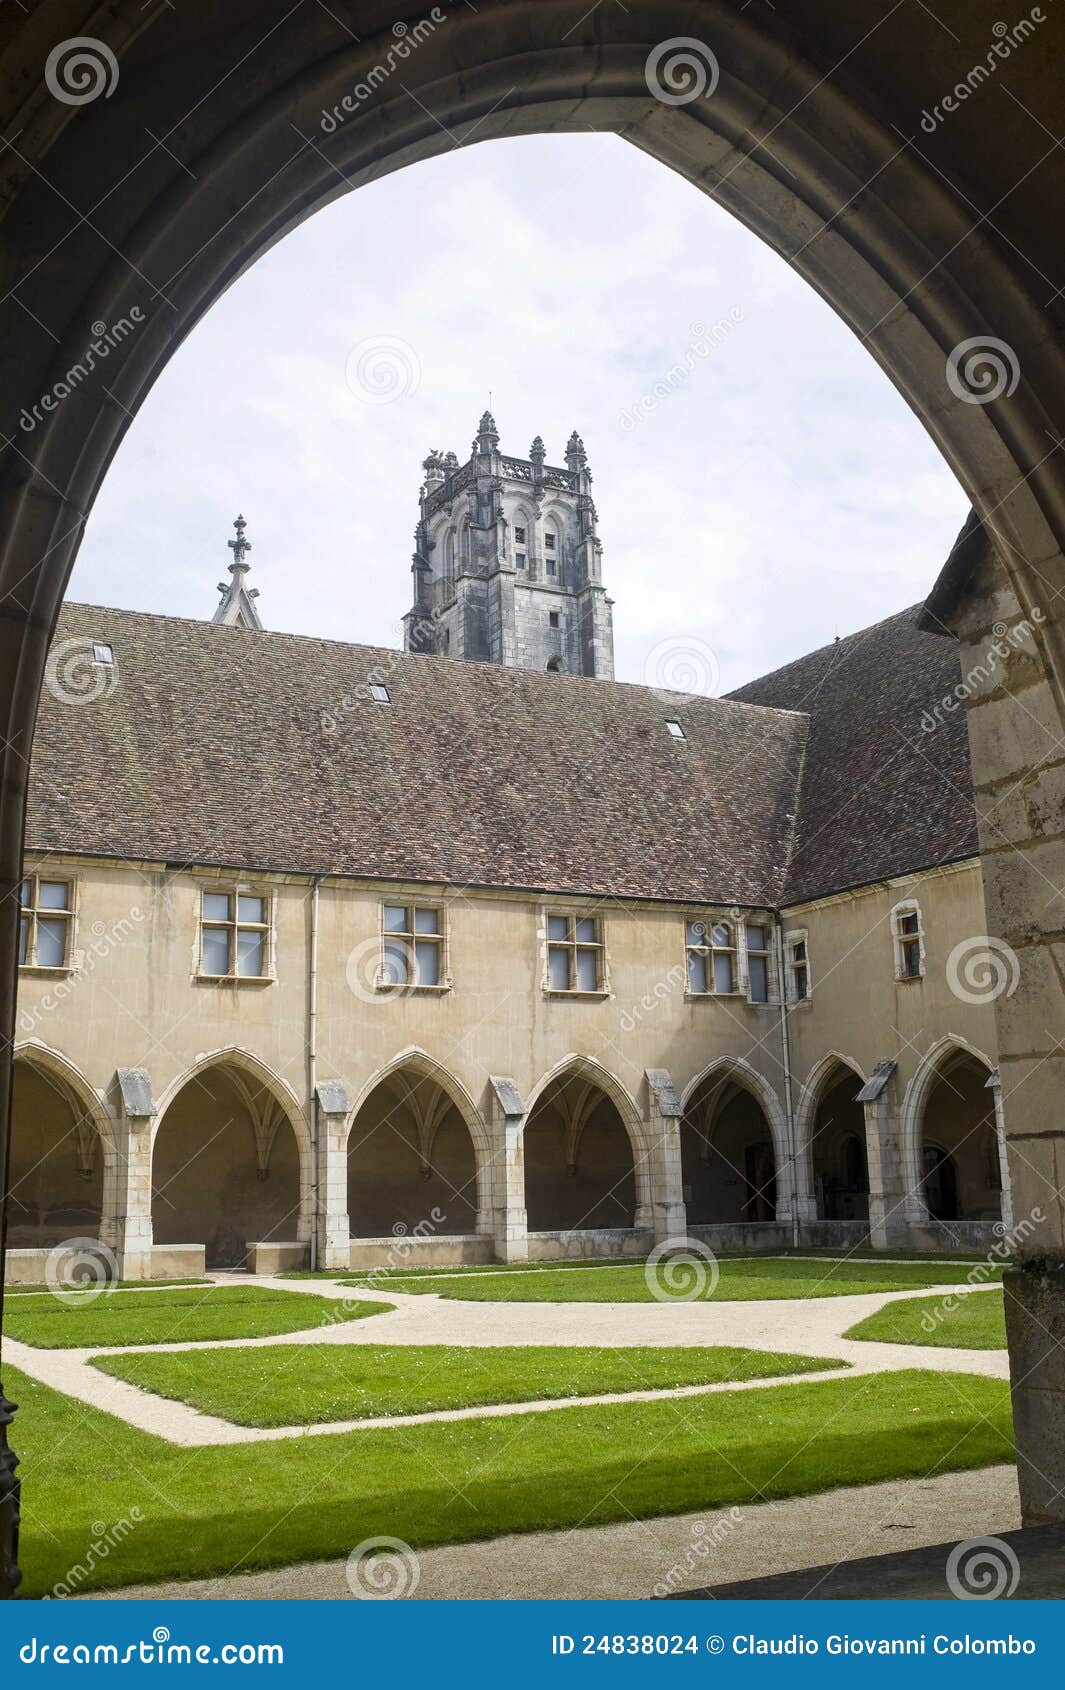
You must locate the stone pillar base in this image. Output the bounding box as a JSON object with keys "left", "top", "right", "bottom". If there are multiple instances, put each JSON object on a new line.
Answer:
{"left": 1005, "top": 1259, "right": 1065, "bottom": 1524}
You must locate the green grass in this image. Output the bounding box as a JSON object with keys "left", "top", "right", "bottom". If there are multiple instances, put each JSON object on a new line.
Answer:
{"left": 91, "top": 1342, "right": 845, "bottom": 1426}
{"left": 845, "top": 1288, "right": 1007, "bottom": 1350}
{"left": 340, "top": 1256, "right": 1005, "bottom": 1303}
{"left": 9, "top": 1364, "right": 1013, "bottom": 1596}
{"left": 3, "top": 1285, "right": 391, "bottom": 1349}
{"left": 3, "top": 1278, "right": 208, "bottom": 1297}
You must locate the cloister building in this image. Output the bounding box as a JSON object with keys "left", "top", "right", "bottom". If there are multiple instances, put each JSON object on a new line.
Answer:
{"left": 7, "top": 462, "right": 1011, "bottom": 1282}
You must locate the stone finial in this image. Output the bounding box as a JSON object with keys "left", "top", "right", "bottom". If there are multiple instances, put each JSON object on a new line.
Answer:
{"left": 228, "top": 512, "right": 252, "bottom": 569}
{"left": 213, "top": 511, "right": 264, "bottom": 629}
{"left": 530, "top": 435, "right": 546, "bottom": 470}
{"left": 565, "top": 430, "right": 587, "bottom": 471}
{"left": 422, "top": 449, "right": 445, "bottom": 489}
{"left": 442, "top": 450, "right": 459, "bottom": 471}
{"left": 476, "top": 409, "right": 500, "bottom": 452}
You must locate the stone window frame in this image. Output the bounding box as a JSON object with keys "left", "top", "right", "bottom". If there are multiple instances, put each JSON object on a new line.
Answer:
{"left": 543, "top": 909, "right": 609, "bottom": 998}
{"left": 783, "top": 928, "right": 811, "bottom": 1004}
{"left": 684, "top": 915, "right": 744, "bottom": 998}
{"left": 378, "top": 900, "right": 451, "bottom": 994}
{"left": 744, "top": 919, "right": 774, "bottom": 1005}
{"left": 18, "top": 871, "right": 78, "bottom": 973}
{"left": 196, "top": 883, "right": 276, "bottom": 984}
{"left": 891, "top": 897, "right": 925, "bottom": 981}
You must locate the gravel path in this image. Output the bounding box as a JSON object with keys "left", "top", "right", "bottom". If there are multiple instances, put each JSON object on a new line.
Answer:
{"left": 83, "top": 1464, "right": 1022, "bottom": 1601}
{"left": 4, "top": 1273, "right": 1007, "bottom": 1447}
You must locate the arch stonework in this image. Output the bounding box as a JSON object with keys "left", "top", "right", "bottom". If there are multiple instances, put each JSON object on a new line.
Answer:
{"left": 794, "top": 1053, "right": 867, "bottom": 1222}
{"left": 10, "top": 1041, "right": 121, "bottom": 1258}
{"left": 522, "top": 1055, "right": 653, "bottom": 1244}
{"left": 681, "top": 1056, "right": 793, "bottom": 1221}
{"left": 344, "top": 1047, "right": 493, "bottom": 1238}
{"left": 2, "top": 0, "right": 1065, "bottom": 1559}
{"left": 149, "top": 1048, "right": 314, "bottom": 1267}
{"left": 901, "top": 1035, "right": 1001, "bottom": 1226}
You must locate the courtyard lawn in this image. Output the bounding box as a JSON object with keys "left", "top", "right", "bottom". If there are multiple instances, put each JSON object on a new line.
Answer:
{"left": 3, "top": 1279, "right": 208, "bottom": 1297}
{"left": 10, "top": 1364, "right": 1013, "bottom": 1597}
{"left": 3, "top": 1285, "right": 391, "bottom": 1349}
{"left": 341, "top": 1256, "right": 1004, "bottom": 1304}
{"left": 91, "top": 1342, "right": 845, "bottom": 1426}
{"left": 845, "top": 1288, "right": 1006, "bottom": 1350}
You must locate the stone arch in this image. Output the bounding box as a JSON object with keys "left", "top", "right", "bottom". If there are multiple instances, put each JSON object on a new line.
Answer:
{"left": 797, "top": 1053, "right": 869, "bottom": 1224}
{"left": 8, "top": 1042, "right": 118, "bottom": 1250}
{"left": 680, "top": 1057, "right": 789, "bottom": 1223}
{"left": 901, "top": 1037, "right": 1000, "bottom": 1223}
{"left": 523, "top": 1055, "right": 651, "bottom": 1232}
{"left": 151, "top": 1047, "right": 312, "bottom": 1268}
{"left": 344, "top": 1048, "right": 491, "bottom": 1237}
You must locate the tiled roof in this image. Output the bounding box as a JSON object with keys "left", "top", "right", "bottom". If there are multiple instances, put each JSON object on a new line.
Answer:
{"left": 26, "top": 604, "right": 808, "bottom": 907}
{"left": 728, "top": 605, "right": 978, "bottom": 905}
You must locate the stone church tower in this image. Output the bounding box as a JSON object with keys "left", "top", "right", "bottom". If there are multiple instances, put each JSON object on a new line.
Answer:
{"left": 403, "top": 413, "right": 614, "bottom": 677}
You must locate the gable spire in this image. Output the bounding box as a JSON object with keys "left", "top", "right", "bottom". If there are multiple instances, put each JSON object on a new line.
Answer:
{"left": 213, "top": 512, "right": 264, "bottom": 629}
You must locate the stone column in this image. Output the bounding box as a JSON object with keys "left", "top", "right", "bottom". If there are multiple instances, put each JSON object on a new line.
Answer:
{"left": 988, "top": 1073, "right": 1014, "bottom": 1233}
{"left": 488, "top": 1077, "right": 528, "bottom": 1263}
{"left": 938, "top": 530, "right": 1065, "bottom": 1523}
{"left": 113, "top": 1068, "right": 157, "bottom": 1281}
{"left": 314, "top": 1081, "right": 351, "bottom": 1273}
{"left": 859, "top": 1060, "right": 925, "bottom": 1249}
{"left": 644, "top": 1070, "right": 687, "bottom": 1242}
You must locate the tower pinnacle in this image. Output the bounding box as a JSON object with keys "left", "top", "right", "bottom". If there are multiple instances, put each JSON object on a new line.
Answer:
{"left": 212, "top": 513, "right": 264, "bottom": 629}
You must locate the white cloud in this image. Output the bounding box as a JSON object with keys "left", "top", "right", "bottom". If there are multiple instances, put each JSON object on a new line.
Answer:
{"left": 69, "top": 133, "right": 969, "bottom": 692}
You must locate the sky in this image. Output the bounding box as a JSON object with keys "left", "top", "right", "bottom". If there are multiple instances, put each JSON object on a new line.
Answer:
{"left": 68, "top": 132, "right": 970, "bottom": 696}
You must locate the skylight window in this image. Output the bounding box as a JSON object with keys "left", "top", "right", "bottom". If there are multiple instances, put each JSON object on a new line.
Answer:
{"left": 666, "top": 720, "right": 686, "bottom": 740}
{"left": 92, "top": 641, "right": 114, "bottom": 666}
{"left": 370, "top": 683, "right": 391, "bottom": 704}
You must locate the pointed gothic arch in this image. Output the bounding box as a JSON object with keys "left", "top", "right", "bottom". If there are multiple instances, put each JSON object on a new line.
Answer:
{"left": 344, "top": 1048, "right": 491, "bottom": 1238}
{"left": 796, "top": 1053, "right": 869, "bottom": 1224}
{"left": 150, "top": 1047, "right": 312, "bottom": 1268}
{"left": 901, "top": 1037, "right": 1002, "bottom": 1224}
{"left": 522, "top": 1055, "right": 651, "bottom": 1233}
{"left": 679, "top": 1057, "right": 788, "bottom": 1225}
{"left": 8, "top": 1042, "right": 117, "bottom": 1250}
